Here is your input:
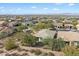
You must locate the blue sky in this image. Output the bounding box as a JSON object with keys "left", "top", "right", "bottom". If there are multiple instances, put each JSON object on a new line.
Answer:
{"left": 0, "top": 3, "right": 79, "bottom": 14}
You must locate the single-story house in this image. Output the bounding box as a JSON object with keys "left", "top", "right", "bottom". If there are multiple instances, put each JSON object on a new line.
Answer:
{"left": 1, "top": 27, "right": 14, "bottom": 35}
{"left": 33, "top": 29, "right": 56, "bottom": 42}
{"left": 0, "top": 27, "right": 15, "bottom": 39}
{"left": 76, "top": 24, "right": 79, "bottom": 31}
{"left": 0, "top": 27, "right": 4, "bottom": 31}
{"left": 8, "top": 21, "right": 19, "bottom": 27}
{"left": 64, "top": 23, "right": 73, "bottom": 30}
{"left": 0, "top": 21, "right": 7, "bottom": 27}
{"left": 54, "top": 23, "right": 62, "bottom": 28}
{"left": 54, "top": 22, "right": 74, "bottom": 31}
{"left": 33, "top": 29, "right": 79, "bottom": 46}
{"left": 22, "top": 21, "right": 33, "bottom": 26}
{"left": 64, "top": 23, "right": 73, "bottom": 28}
{"left": 57, "top": 31, "right": 79, "bottom": 46}
{"left": 64, "top": 19, "right": 72, "bottom": 24}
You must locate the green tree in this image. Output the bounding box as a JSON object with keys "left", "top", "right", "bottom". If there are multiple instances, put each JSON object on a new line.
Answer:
{"left": 72, "top": 19, "right": 78, "bottom": 29}
{"left": 16, "top": 16, "right": 25, "bottom": 21}
{"left": 16, "top": 25, "right": 27, "bottom": 32}
{"left": 33, "top": 21, "right": 54, "bottom": 31}
{"left": 33, "top": 22, "right": 47, "bottom": 31}
{"left": 47, "top": 20, "right": 54, "bottom": 28}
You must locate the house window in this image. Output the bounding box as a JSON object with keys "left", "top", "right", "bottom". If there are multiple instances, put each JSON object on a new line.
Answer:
{"left": 76, "top": 41, "right": 79, "bottom": 46}
{"left": 38, "top": 37, "right": 42, "bottom": 42}
{"left": 65, "top": 41, "right": 70, "bottom": 45}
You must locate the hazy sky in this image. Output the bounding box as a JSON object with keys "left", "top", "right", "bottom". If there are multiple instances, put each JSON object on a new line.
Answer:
{"left": 0, "top": 3, "right": 79, "bottom": 14}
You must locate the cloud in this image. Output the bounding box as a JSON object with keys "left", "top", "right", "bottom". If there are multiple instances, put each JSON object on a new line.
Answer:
{"left": 43, "top": 8, "right": 48, "bottom": 10}
{"left": 9, "top": 9, "right": 14, "bottom": 12}
{"left": 16, "top": 8, "right": 22, "bottom": 10}
{"left": 68, "top": 3, "right": 75, "bottom": 6}
{"left": 31, "top": 6, "right": 37, "bottom": 8}
{"left": 55, "top": 3, "right": 62, "bottom": 5}
{"left": 0, "top": 7, "right": 4, "bottom": 9}
{"left": 52, "top": 8, "right": 59, "bottom": 11}
{"left": 0, "top": 9, "right": 5, "bottom": 12}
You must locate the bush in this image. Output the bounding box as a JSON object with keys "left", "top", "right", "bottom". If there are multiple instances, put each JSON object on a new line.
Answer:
{"left": 43, "top": 45, "right": 51, "bottom": 49}
{"left": 42, "top": 38, "right": 53, "bottom": 49}
{"left": 43, "top": 37, "right": 52, "bottom": 45}
{"left": 0, "top": 49, "right": 4, "bottom": 53}
{"left": 16, "top": 25, "right": 27, "bottom": 32}
{"left": 42, "top": 37, "right": 65, "bottom": 51}
{"left": 62, "top": 45, "right": 79, "bottom": 56}
{"left": 48, "top": 52, "right": 55, "bottom": 56}
{"left": 32, "top": 21, "right": 54, "bottom": 31}
{"left": 30, "top": 49, "right": 36, "bottom": 53}
{"left": 42, "top": 52, "right": 55, "bottom": 56}
{"left": 4, "top": 39, "right": 17, "bottom": 50}
{"left": 34, "top": 49, "right": 42, "bottom": 55}
{"left": 10, "top": 53, "right": 20, "bottom": 56}
{"left": 51, "top": 38, "right": 65, "bottom": 51}
{"left": 21, "top": 52, "right": 29, "bottom": 56}
{"left": 17, "top": 47, "right": 29, "bottom": 52}
{"left": 21, "top": 34, "right": 37, "bottom": 46}
{"left": 42, "top": 52, "right": 48, "bottom": 56}
{"left": 0, "top": 32, "right": 7, "bottom": 39}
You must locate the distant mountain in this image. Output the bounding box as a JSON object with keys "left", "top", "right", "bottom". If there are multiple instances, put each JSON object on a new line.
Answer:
{"left": 0, "top": 13, "right": 79, "bottom": 16}
{"left": 58, "top": 13, "right": 79, "bottom": 15}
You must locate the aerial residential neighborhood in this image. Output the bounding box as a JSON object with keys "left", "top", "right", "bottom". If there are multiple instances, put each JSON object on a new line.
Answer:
{"left": 0, "top": 3, "right": 79, "bottom": 56}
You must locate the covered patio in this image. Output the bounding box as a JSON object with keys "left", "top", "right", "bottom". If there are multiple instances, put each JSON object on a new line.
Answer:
{"left": 57, "top": 31, "right": 79, "bottom": 46}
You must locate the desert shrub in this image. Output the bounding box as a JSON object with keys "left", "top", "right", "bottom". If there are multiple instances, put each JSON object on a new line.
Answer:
{"left": 10, "top": 53, "right": 20, "bottom": 56}
{"left": 0, "top": 29, "right": 14, "bottom": 39}
{"left": 43, "top": 45, "right": 51, "bottom": 49}
{"left": 32, "top": 22, "right": 47, "bottom": 31}
{"left": 42, "top": 52, "right": 48, "bottom": 56}
{"left": 5, "top": 53, "right": 12, "bottom": 56}
{"left": 42, "top": 37, "right": 53, "bottom": 49}
{"left": 32, "top": 21, "right": 54, "bottom": 31}
{"left": 34, "top": 49, "right": 42, "bottom": 55}
{"left": 17, "top": 47, "right": 29, "bottom": 52}
{"left": 21, "top": 34, "right": 37, "bottom": 46}
{"left": 51, "top": 38, "right": 65, "bottom": 51}
{"left": 48, "top": 52, "right": 55, "bottom": 56}
{"left": 43, "top": 37, "right": 52, "bottom": 45}
{"left": 21, "top": 52, "right": 29, "bottom": 56}
{"left": 16, "top": 25, "right": 27, "bottom": 32}
{"left": 30, "top": 49, "right": 36, "bottom": 53}
{"left": 42, "top": 37, "right": 65, "bottom": 51}
{"left": 4, "top": 39, "right": 17, "bottom": 50}
{"left": 0, "top": 49, "right": 4, "bottom": 53}
{"left": 42, "top": 52, "right": 55, "bottom": 56}
{"left": 17, "top": 47, "right": 23, "bottom": 52}
{"left": 0, "top": 32, "right": 7, "bottom": 39}
{"left": 62, "top": 45, "right": 79, "bottom": 56}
